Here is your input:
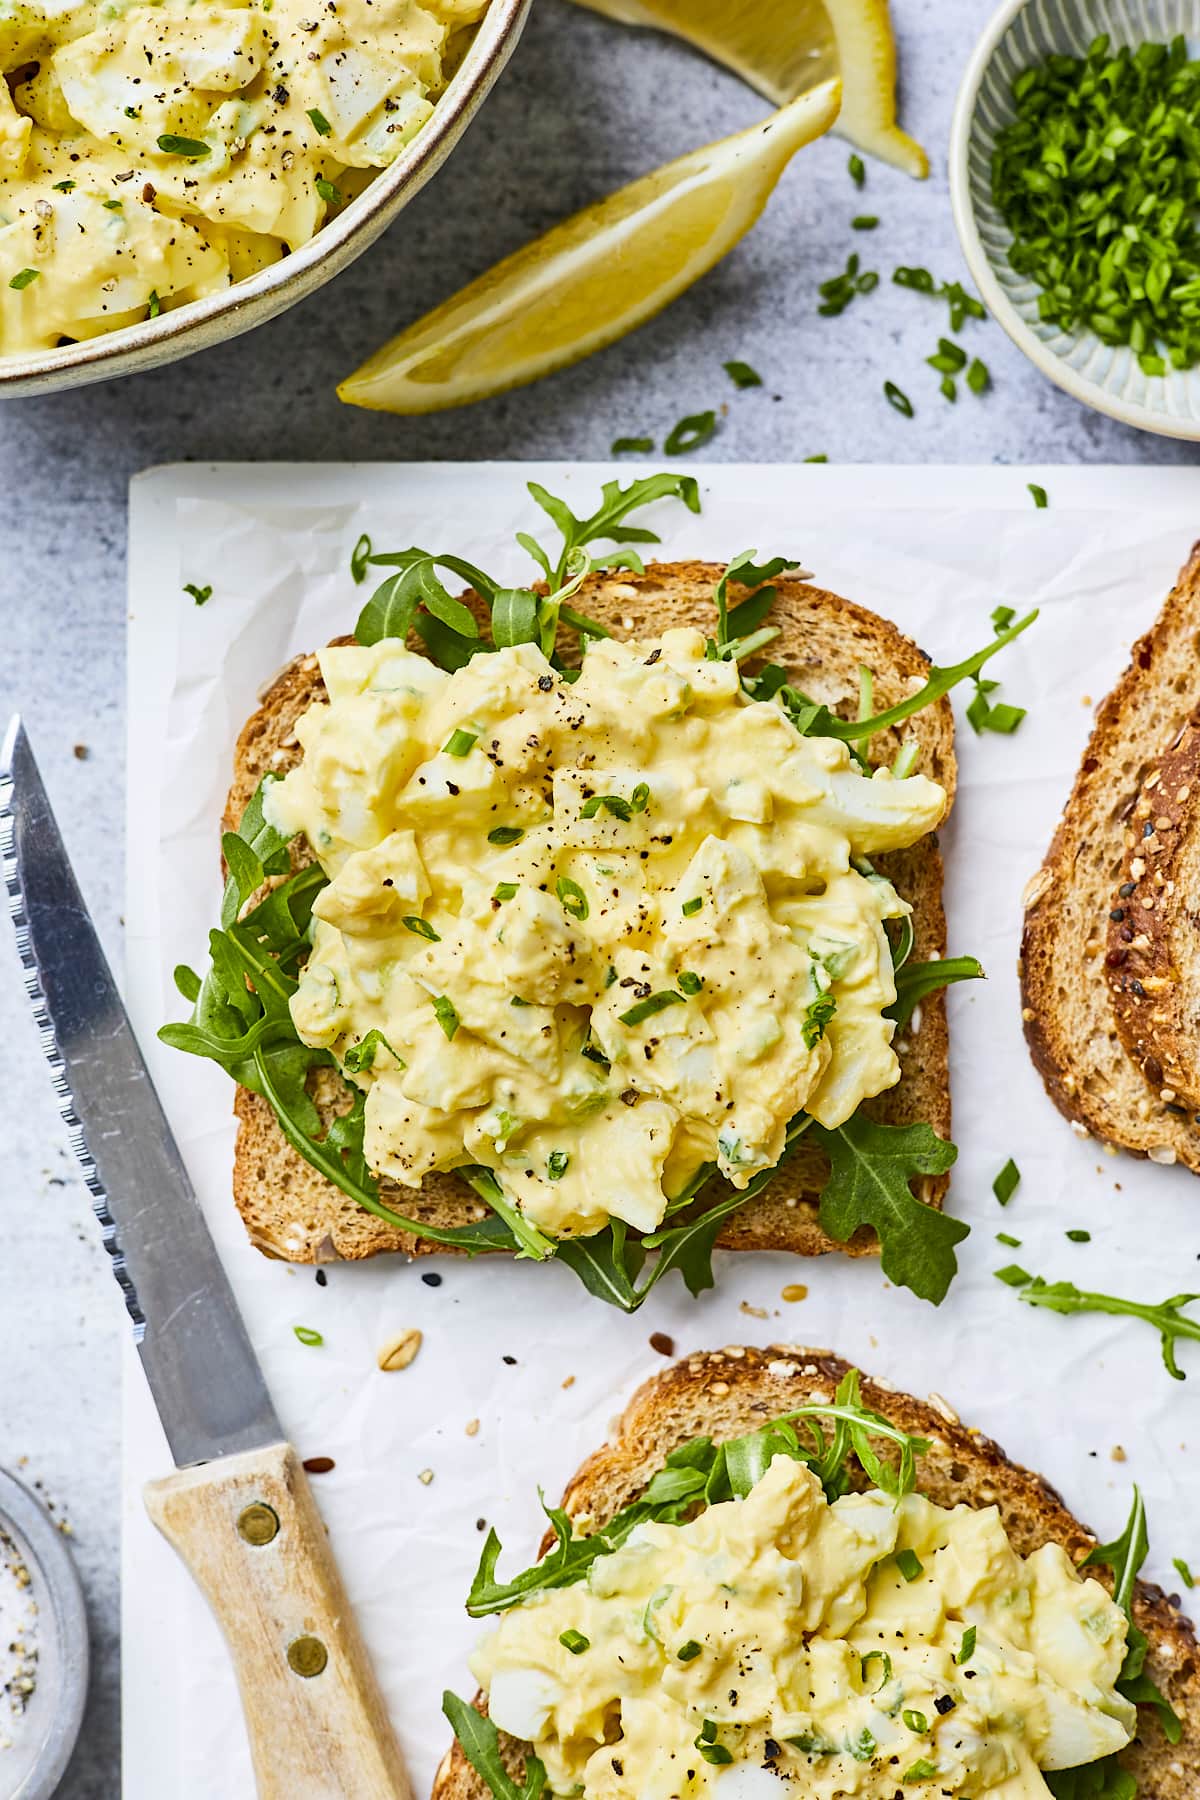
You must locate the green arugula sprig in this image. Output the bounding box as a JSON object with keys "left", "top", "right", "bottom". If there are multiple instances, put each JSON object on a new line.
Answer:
{"left": 1000, "top": 1273, "right": 1200, "bottom": 1380}
{"left": 164, "top": 476, "right": 1028, "bottom": 1312}
{"left": 465, "top": 1369, "right": 927, "bottom": 1618}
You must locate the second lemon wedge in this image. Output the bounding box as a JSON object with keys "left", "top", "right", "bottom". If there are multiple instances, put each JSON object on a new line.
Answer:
{"left": 338, "top": 79, "right": 840, "bottom": 414}
{"left": 570, "top": 0, "right": 928, "bottom": 178}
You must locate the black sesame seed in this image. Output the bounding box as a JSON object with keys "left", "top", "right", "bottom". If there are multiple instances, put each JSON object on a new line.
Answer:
{"left": 421, "top": 1271, "right": 443, "bottom": 1287}
{"left": 1109, "top": 908, "right": 1125, "bottom": 922}
{"left": 1119, "top": 882, "right": 1136, "bottom": 897}
{"left": 502, "top": 1354, "right": 517, "bottom": 1365}
{"left": 314, "top": 1268, "right": 327, "bottom": 1287}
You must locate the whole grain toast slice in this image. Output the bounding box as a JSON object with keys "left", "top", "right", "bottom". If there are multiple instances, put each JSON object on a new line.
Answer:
{"left": 1022, "top": 544, "right": 1200, "bottom": 1169}
{"left": 1107, "top": 715, "right": 1200, "bottom": 1114}
{"left": 226, "top": 562, "right": 957, "bottom": 1264}
{"left": 432, "top": 1345, "right": 1200, "bottom": 1800}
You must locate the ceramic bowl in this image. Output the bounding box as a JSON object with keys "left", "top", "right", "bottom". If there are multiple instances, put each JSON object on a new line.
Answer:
{"left": 0, "top": 0, "right": 531, "bottom": 398}
{"left": 950, "top": 0, "right": 1200, "bottom": 439}
{"left": 0, "top": 1467, "right": 88, "bottom": 1800}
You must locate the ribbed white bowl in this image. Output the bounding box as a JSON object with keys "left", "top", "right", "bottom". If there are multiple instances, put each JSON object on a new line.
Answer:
{"left": 950, "top": 0, "right": 1200, "bottom": 438}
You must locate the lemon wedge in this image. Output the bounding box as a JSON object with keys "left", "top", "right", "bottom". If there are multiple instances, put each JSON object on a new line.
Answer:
{"left": 570, "top": 0, "right": 927, "bottom": 178}
{"left": 338, "top": 79, "right": 840, "bottom": 415}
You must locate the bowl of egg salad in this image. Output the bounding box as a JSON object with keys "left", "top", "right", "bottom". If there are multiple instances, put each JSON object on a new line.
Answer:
{"left": 0, "top": 0, "right": 529, "bottom": 394}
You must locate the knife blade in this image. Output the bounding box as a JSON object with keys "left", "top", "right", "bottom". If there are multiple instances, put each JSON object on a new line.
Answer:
{"left": 1, "top": 716, "right": 414, "bottom": 1799}
{"left": 0, "top": 714, "right": 282, "bottom": 1467}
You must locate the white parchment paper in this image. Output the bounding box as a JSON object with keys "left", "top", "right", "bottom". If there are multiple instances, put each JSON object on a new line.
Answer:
{"left": 124, "top": 463, "right": 1200, "bottom": 1798}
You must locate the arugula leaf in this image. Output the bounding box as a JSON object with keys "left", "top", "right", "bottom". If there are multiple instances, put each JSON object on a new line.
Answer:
{"left": 712, "top": 551, "right": 803, "bottom": 651}
{"left": 1046, "top": 1763, "right": 1137, "bottom": 1800}
{"left": 465, "top": 1370, "right": 929, "bottom": 1617}
{"left": 1004, "top": 1275, "right": 1200, "bottom": 1381}
{"left": 527, "top": 474, "right": 701, "bottom": 587}
{"left": 809, "top": 1115, "right": 965, "bottom": 1304}
{"left": 441, "top": 1692, "right": 546, "bottom": 1800}
{"left": 1081, "top": 1488, "right": 1184, "bottom": 1748}
{"left": 888, "top": 955, "right": 984, "bottom": 1029}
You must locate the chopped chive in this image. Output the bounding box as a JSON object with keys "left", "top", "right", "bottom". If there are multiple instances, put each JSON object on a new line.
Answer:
{"left": 956, "top": 1625, "right": 976, "bottom": 1664}
{"left": 1066, "top": 1228, "right": 1091, "bottom": 1242}
{"left": 9, "top": 268, "right": 38, "bottom": 290}
{"left": 52, "top": 178, "right": 75, "bottom": 192}
{"left": 966, "top": 686, "right": 991, "bottom": 734}
{"left": 905, "top": 1760, "right": 939, "bottom": 1782}
{"left": 995, "top": 1263, "right": 1033, "bottom": 1287}
{"left": 927, "top": 337, "right": 967, "bottom": 374}
{"left": 432, "top": 994, "right": 459, "bottom": 1039}
{"left": 443, "top": 728, "right": 478, "bottom": 756}
{"left": 677, "top": 971, "right": 703, "bottom": 996}
{"left": 893, "top": 265, "right": 936, "bottom": 293}
{"left": 556, "top": 875, "right": 588, "bottom": 920}
{"left": 604, "top": 965, "right": 617, "bottom": 987}
{"left": 884, "top": 380, "right": 914, "bottom": 418}
{"left": 993, "top": 1157, "right": 1020, "bottom": 1205}
{"left": 315, "top": 176, "right": 343, "bottom": 206}
{"left": 677, "top": 1639, "right": 702, "bottom": 1661}
{"left": 664, "top": 410, "right": 717, "bottom": 455}
{"left": 804, "top": 453, "right": 829, "bottom": 463}
{"left": 307, "top": 106, "right": 332, "bottom": 135}
{"left": 1028, "top": 483, "right": 1049, "bottom": 509}
{"left": 723, "top": 359, "right": 762, "bottom": 388}
{"left": 903, "top": 1709, "right": 929, "bottom": 1733}
{"left": 403, "top": 916, "right": 440, "bottom": 941}
{"left": 493, "top": 882, "right": 518, "bottom": 902}
{"left": 293, "top": 1325, "right": 323, "bottom": 1346}
{"left": 559, "top": 1628, "right": 588, "bottom": 1654}
{"left": 157, "top": 133, "right": 210, "bottom": 158}
{"left": 940, "top": 375, "right": 957, "bottom": 402}
{"left": 861, "top": 1650, "right": 892, "bottom": 1690}
{"left": 991, "top": 604, "right": 1015, "bottom": 631}
{"left": 630, "top": 782, "right": 650, "bottom": 812}
{"left": 895, "top": 1548, "right": 924, "bottom": 1581}
{"left": 183, "top": 583, "right": 212, "bottom": 606}
{"left": 103, "top": 199, "right": 123, "bottom": 210}
{"left": 996, "top": 1232, "right": 1022, "bottom": 1248}
{"left": 488, "top": 825, "right": 524, "bottom": 846}
{"left": 682, "top": 896, "right": 703, "bottom": 916}
{"left": 852, "top": 214, "right": 879, "bottom": 230}
{"left": 848, "top": 152, "right": 865, "bottom": 187}
{"left": 148, "top": 289, "right": 161, "bottom": 319}
{"left": 619, "top": 990, "right": 684, "bottom": 1027}
{"left": 983, "top": 701, "right": 1026, "bottom": 735}
{"left": 1174, "top": 1558, "right": 1195, "bottom": 1588}
{"left": 547, "top": 1150, "right": 570, "bottom": 1181}
{"left": 351, "top": 533, "right": 372, "bottom": 583}
{"left": 581, "top": 793, "right": 633, "bottom": 821}
{"left": 612, "top": 435, "right": 653, "bottom": 454}
{"left": 966, "top": 357, "right": 990, "bottom": 394}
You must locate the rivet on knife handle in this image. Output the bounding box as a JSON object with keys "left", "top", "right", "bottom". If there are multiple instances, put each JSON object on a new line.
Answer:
{"left": 145, "top": 1443, "right": 414, "bottom": 1800}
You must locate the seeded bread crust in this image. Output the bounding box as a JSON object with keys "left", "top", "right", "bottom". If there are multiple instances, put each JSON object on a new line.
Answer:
{"left": 1106, "top": 716, "right": 1200, "bottom": 1116}
{"left": 431, "top": 1345, "right": 1200, "bottom": 1800}
{"left": 224, "top": 563, "right": 957, "bottom": 1264}
{"left": 1021, "top": 544, "right": 1200, "bottom": 1169}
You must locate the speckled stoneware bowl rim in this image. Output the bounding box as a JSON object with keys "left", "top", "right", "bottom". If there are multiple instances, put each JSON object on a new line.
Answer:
{"left": 950, "top": 0, "right": 1200, "bottom": 441}
{"left": 0, "top": 0, "right": 531, "bottom": 399}
{"left": 0, "top": 1467, "right": 88, "bottom": 1800}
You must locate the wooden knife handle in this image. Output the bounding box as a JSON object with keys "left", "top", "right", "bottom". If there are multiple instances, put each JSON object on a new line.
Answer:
{"left": 145, "top": 1441, "right": 414, "bottom": 1800}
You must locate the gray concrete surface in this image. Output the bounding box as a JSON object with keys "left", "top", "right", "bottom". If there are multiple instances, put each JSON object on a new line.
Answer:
{"left": 1, "top": 0, "right": 1198, "bottom": 1791}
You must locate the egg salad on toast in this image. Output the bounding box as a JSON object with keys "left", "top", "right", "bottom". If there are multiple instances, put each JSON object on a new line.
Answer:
{"left": 436, "top": 1348, "right": 1197, "bottom": 1800}
{"left": 164, "top": 475, "right": 1032, "bottom": 1310}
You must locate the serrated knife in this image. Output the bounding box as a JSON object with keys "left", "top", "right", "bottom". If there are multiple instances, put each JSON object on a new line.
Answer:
{"left": 0, "top": 717, "right": 414, "bottom": 1800}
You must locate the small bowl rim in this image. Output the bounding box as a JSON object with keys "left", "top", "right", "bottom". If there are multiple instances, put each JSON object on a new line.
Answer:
{"left": 0, "top": 0, "right": 531, "bottom": 397}
{"left": 0, "top": 1466, "right": 89, "bottom": 1800}
{"left": 949, "top": 0, "right": 1200, "bottom": 442}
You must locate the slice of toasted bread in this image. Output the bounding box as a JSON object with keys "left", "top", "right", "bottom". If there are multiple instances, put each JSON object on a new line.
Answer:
{"left": 432, "top": 1345, "right": 1200, "bottom": 1800}
{"left": 1022, "top": 545, "right": 1200, "bottom": 1169}
{"left": 225, "top": 562, "right": 956, "bottom": 1264}
{"left": 1107, "top": 715, "right": 1200, "bottom": 1114}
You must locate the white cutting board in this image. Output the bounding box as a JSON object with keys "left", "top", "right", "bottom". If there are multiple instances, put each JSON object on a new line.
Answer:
{"left": 124, "top": 463, "right": 1200, "bottom": 1798}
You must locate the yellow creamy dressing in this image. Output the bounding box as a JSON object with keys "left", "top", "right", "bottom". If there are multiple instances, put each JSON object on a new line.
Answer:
{"left": 471, "top": 1456, "right": 1136, "bottom": 1799}
{"left": 0, "top": 0, "right": 486, "bottom": 351}
{"left": 266, "top": 627, "right": 946, "bottom": 1237}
